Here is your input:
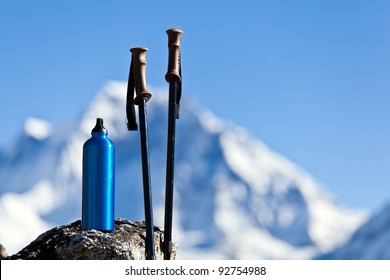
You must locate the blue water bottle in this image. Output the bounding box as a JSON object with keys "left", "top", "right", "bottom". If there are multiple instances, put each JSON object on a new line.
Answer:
{"left": 82, "top": 118, "right": 115, "bottom": 231}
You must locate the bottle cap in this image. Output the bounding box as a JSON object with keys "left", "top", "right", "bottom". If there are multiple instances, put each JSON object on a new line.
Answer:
{"left": 92, "top": 118, "right": 107, "bottom": 133}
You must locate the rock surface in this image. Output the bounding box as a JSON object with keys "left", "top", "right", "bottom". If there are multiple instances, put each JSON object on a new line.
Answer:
{"left": 0, "top": 243, "right": 8, "bottom": 259}
{"left": 8, "top": 219, "right": 176, "bottom": 260}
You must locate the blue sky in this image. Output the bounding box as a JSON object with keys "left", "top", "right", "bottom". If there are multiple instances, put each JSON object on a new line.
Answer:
{"left": 1, "top": 0, "right": 389, "bottom": 211}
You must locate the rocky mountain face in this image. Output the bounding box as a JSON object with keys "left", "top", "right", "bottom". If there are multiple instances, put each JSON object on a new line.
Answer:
{"left": 0, "top": 81, "right": 367, "bottom": 259}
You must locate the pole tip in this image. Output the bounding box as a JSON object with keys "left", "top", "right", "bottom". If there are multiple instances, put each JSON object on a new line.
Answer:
{"left": 166, "top": 28, "right": 183, "bottom": 34}
{"left": 130, "top": 47, "right": 149, "bottom": 54}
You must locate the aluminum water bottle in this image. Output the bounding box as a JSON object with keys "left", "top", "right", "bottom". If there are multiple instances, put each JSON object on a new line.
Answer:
{"left": 82, "top": 118, "right": 115, "bottom": 231}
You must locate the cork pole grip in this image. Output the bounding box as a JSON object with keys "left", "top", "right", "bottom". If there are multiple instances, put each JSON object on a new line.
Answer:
{"left": 165, "top": 28, "right": 183, "bottom": 83}
{"left": 130, "top": 47, "right": 152, "bottom": 104}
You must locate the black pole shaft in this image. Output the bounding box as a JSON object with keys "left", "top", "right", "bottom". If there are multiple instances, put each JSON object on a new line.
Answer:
{"left": 138, "top": 99, "right": 156, "bottom": 260}
{"left": 163, "top": 81, "right": 178, "bottom": 260}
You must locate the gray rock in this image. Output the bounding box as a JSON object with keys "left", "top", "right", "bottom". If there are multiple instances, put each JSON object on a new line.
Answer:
{"left": 0, "top": 243, "right": 8, "bottom": 259}
{"left": 8, "top": 219, "right": 176, "bottom": 260}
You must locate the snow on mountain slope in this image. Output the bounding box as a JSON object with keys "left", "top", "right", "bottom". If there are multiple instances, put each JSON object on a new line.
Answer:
{"left": 317, "top": 203, "right": 390, "bottom": 259}
{"left": 218, "top": 129, "right": 365, "bottom": 254}
{"left": 0, "top": 81, "right": 367, "bottom": 258}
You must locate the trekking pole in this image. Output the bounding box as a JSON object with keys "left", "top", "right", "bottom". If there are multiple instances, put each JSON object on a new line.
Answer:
{"left": 126, "top": 47, "right": 155, "bottom": 260}
{"left": 163, "top": 28, "right": 183, "bottom": 260}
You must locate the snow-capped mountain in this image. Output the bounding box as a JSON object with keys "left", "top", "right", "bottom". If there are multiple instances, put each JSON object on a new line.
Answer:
{"left": 0, "top": 81, "right": 367, "bottom": 259}
{"left": 317, "top": 203, "right": 390, "bottom": 259}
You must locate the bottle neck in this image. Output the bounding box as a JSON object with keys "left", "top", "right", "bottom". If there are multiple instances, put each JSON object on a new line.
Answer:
{"left": 91, "top": 131, "right": 107, "bottom": 137}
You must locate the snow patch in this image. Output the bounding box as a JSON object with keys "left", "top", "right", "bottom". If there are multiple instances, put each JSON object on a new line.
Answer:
{"left": 198, "top": 109, "right": 225, "bottom": 134}
{"left": 24, "top": 117, "right": 53, "bottom": 140}
{"left": 0, "top": 180, "right": 57, "bottom": 254}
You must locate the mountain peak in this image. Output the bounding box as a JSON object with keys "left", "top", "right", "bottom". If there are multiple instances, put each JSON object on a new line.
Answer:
{"left": 23, "top": 117, "right": 53, "bottom": 141}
